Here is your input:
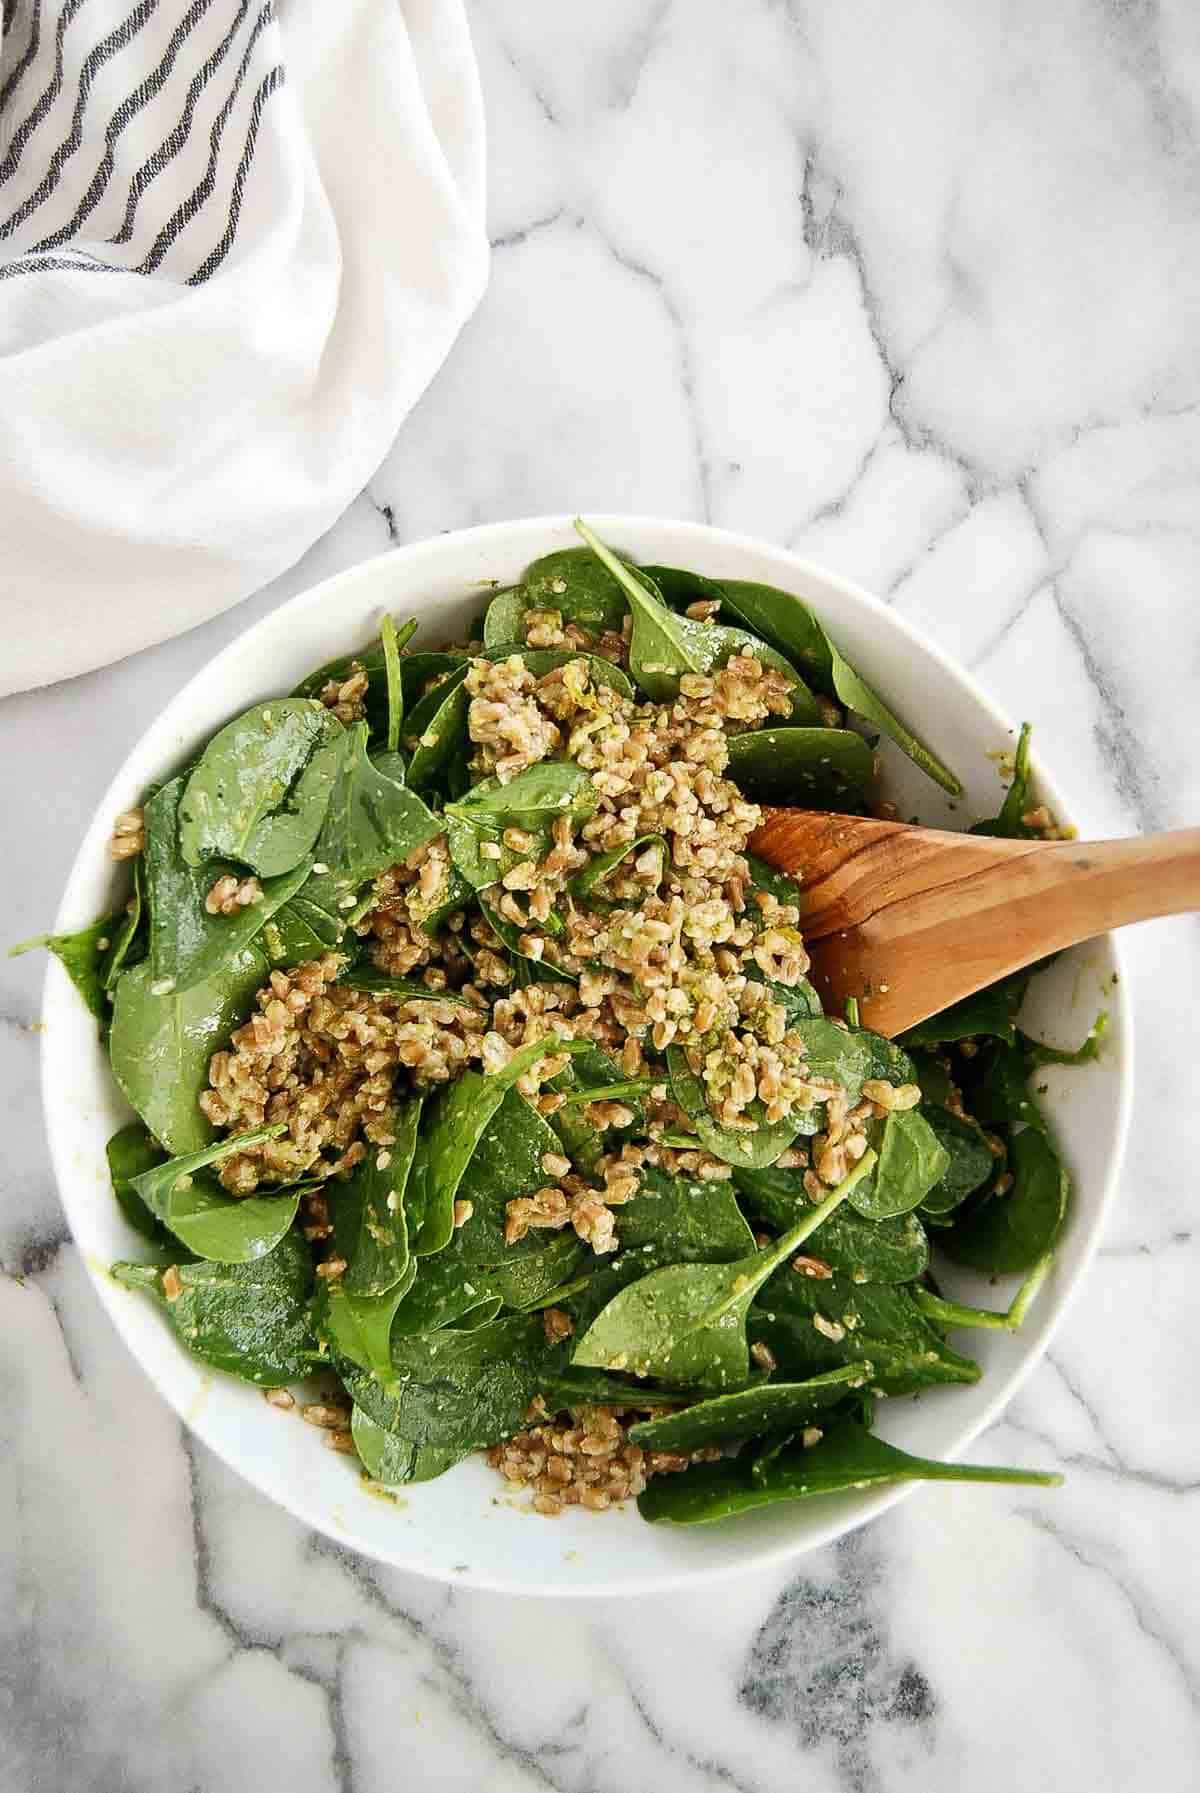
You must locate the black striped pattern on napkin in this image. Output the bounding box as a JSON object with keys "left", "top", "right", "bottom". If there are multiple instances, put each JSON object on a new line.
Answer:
{"left": 0, "top": 0, "right": 283, "bottom": 283}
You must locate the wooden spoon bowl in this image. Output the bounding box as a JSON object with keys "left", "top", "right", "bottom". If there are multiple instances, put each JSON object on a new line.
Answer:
{"left": 749, "top": 808, "right": 1200, "bottom": 1036}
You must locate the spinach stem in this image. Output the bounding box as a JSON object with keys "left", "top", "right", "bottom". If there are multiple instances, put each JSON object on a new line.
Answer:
{"left": 749, "top": 1149, "right": 879, "bottom": 1295}
{"left": 845, "top": 997, "right": 860, "bottom": 1027}
{"left": 381, "top": 614, "right": 402, "bottom": 755}
{"left": 110, "top": 1262, "right": 161, "bottom": 1291}
{"left": 914, "top": 1291, "right": 1011, "bottom": 1331}
{"left": 574, "top": 518, "right": 636, "bottom": 593}
{"left": 555, "top": 1078, "right": 658, "bottom": 1108}
{"left": 8, "top": 935, "right": 51, "bottom": 958}
{"left": 912, "top": 1459, "right": 1063, "bottom": 1487}
{"left": 914, "top": 1250, "right": 1054, "bottom": 1333}
{"left": 524, "top": 1274, "right": 592, "bottom": 1310}
{"left": 1007, "top": 1250, "right": 1054, "bottom": 1328}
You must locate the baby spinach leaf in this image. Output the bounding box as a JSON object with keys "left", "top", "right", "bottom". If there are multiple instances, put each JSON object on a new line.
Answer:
{"left": 786, "top": 1017, "right": 916, "bottom": 1106}
{"left": 638, "top": 1418, "right": 1058, "bottom": 1525}
{"left": 351, "top": 1406, "right": 462, "bottom": 1486}
{"left": 451, "top": 1085, "right": 569, "bottom": 1266}
{"left": 388, "top": 1081, "right": 490, "bottom": 1260}
{"left": 919, "top": 1108, "right": 995, "bottom": 1216}
{"left": 106, "top": 1123, "right": 171, "bottom": 1246}
{"left": 404, "top": 658, "right": 470, "bottom": 732}
{"left": 636, "top": 563, "right": 724, "bottom": 615}
{"left": 743, "top": 962, "right": 823, "bottom": 1025}
{"left": 343, "top": 1312, "right": 549, "bottom": 1483}
{"left": 101, "top": 858, "right": 147, "bottom": 992}
{"left": 406, "top": 672, "right": 472, "bottom": 797}
{"left": 569, "top": 834, "right": 668, "bottom": 902}
{"left": 615, "top": 1165, "right": 755, "bottom": 1262}
{"left": 390, "top": 1252, "right": 505, "bottom": 1336}
{"left": 848, "top": 1109, "right": 950, "bottom": 1221}
{"left": 329, "top": 1098, "right": 420, "bottom": 1297}
{"left": 179, "top": 700, "right": 344, "bottom": 876}
{"left": 445, "top": 762, "right": 596, "bottom": 892}
{"left": 899, "top": 968, "right": 1033, "bottom": 1049}
{"left": 372, "top": 746, "right": 409, "bottom": 787}
{"left": 575, "top": 523, "right": 812, "bottom": 711}
{"left": 314, "top": 1266, "right": 418, "bottom": 1385}
{"left": 484, "top": 1235, "right": 585, "bottom": 1311}
{"left": 972, "top": 722, "right": 1035, "bottom": 838}
{"left": 750, "top": 1429, "right": 798, "bottom": 1483}
{"left": 477, "top": 896, "right": 577, "bottom": 984}
{"left": 448, "top": 760, "right": 597, "bottom": 827}
{"left": 748, "top": 1272, "right": 979, "bottom": 1396}
{"left": 970, "top": 1041, "right": 1050, "bottom": 1135}
{"left": 294, "top": 846, "right": 462, "bottom": 967}
{"left": 128, "top": 1123, "right": 286, "bottom": 1220}
{"left": 627, "top": 1365, "right": 867, "bottom": 1453}
{"left": 745, "top": 852, "right": 806, "bottom": 911}
{"left": 482, "top": 586, "right": 529, "bottom": 648}
{"left": 127, "top": 1125, "right": 304, "bottom": 1263}
{"left": 820, "top": 648, "right": 959, "bottom": 796}
{"left": 544, "top": 1043, "right": 644, "bottom": 1173}
{"left": 666, "top": 1043, "right": 800, "bottom": 1170}
{"left": 399, "top": 651, "right": 469, "bottom": 714}
{"left": 160, "top": 1178, "right": 303, "bottom": 1264}
{"left": 732, "top": 1165, "right": 930, "bottom": 1284}
{"left": 316, "top": 723, "right": 441, "bottom": 884}
{"left": 909, "top": 1049, "right": 956, "bottom": 1109}
{"left": 144, "top": 776, "right": 314, "bottom": 993}
{"left": 639, "top": 562, "right": 829, "bottom": 725}
{"left": 482, "top": 645, "right": 636, "bottom": 702}
{"left": 395, "top": 1243, "right": 584, "bottom": 1331}
{"left": 520, "top": 546, "right": 631, "bottom": 632}
{"left": 10, "top": 911, "right": 119, "bottom": 1022}
{"left": 293, "top": 619, "right": 420, "bottom": 740}
{"left": 109, "top": 946, "right": 267, "bottom": 1154}
{"left": 404, "top": 1042, "right": 593, "bottom": 1257}
{"left": 12, "top": 867, "right": 147, "bottom": 1015}
{"left": 112, "top": 1231, "right": 315, "bottom": 1385}
{"left": 939, "top": 1126, "right": 1069, "bottom": 1275}
{"left": 572, "top": 1153, "right": 876, "bottom": 1391}
{"left": 261, "top": 878, "right": 355, "bottom": 965}
{"left": 565, "top": 1240, "right": 706, "bottom": 1338}
{"left": 724, "top": 727, "right": 874, "bottom": 810}
{"left": 716, "top": 579, "right": 962, "bottom": 796}
{"left": 823, "top": 1207, "right": 931, "bottom": 1284}
{"left": 707, "top": 579, "right": 833, "bottom": 686}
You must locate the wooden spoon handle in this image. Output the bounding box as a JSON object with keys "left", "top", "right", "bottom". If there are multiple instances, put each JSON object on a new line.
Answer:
{"left": 752, "top": 811, "right": 1200, "bottom": 1033}
{"left": 994, "top": 829, "right": 1200, "bottom": 937}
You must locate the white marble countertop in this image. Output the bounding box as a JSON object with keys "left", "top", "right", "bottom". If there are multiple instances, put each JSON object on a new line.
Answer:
{"left": 4, "top": 4, "right": 1200, "bottom": 1788}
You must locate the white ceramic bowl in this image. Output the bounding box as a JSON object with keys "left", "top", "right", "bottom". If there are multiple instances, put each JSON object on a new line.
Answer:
{"left": 42, "top": 516, "right": 1131, "bottom": 1595}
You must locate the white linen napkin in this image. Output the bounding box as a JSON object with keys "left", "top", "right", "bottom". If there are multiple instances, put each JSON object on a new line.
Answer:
{"left": 0, "top": 0, "right": 488, "bottom": 696}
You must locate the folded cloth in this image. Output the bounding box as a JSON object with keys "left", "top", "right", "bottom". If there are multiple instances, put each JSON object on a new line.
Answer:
{"left": 0, "top": 0, "right": 488, "bottom": 696}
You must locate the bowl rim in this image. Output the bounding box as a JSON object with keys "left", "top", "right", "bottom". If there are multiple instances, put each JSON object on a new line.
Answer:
{"left": 41, "top": 512, "right": 1133, "bottom": 1597}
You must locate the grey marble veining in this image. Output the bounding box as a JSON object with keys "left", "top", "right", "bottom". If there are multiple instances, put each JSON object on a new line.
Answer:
{"left": 4, "top": 2, "right": 1200, "bottom": 1788}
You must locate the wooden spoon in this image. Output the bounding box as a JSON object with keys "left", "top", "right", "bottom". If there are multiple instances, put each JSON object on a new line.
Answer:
{"left": 749, "top": 808, "right": 1200, "bottom": 1037}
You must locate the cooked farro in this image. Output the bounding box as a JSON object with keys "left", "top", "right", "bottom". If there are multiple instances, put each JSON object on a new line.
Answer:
{"left": 62, "top": 526, "right": 1071, "bottom": 1530}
